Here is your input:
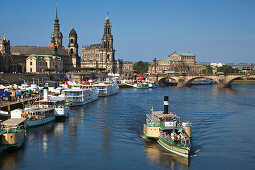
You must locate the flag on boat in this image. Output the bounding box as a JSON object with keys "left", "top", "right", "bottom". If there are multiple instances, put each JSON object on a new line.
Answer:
{"left": 150, "top": 106, "right": 153, "bottom": 113}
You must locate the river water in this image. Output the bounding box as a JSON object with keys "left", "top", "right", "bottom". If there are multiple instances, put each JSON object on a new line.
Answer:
{"left": 0, "top": 84, "right": 255, "bottom": 169}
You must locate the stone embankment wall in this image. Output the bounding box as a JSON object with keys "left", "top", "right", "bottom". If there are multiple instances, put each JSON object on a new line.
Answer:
{"left": 0, "top": 73, "right": 65, "bottom": 85}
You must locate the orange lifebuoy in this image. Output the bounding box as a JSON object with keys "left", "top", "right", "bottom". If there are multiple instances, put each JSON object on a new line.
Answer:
{"left": 6, "top": 126, "right": 10, "bottom": 131}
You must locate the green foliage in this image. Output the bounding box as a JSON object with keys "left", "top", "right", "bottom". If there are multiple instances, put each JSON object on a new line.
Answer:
{"left": 201, "top": 65, "right": 213, "bottom": 74}
{"left": 217, "top": 65, "right": 240, "bottom": 74}
{"left": 133, "top": 61, "right": 149, "bottom": 74}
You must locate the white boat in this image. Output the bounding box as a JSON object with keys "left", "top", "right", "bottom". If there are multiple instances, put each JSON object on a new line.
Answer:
{"left": 63, "top": 86, "right": 98, "bottom": 107}
{"left": 30, "top": 88, "right": 70, "bottom": 117}
{"left": 31, "top": 99, "right": 69, "bottom": 118}
{"left": 148, "top": 82, "right": 158, "bottom": 88}
{"left": 94, "top": 83, "right": 119, "bottom": 97}
{"left": 191, "top": 78, "right": 212, "bottom": 85}
{"left": 136, "top": 83, "right": 149, "bottom": 89}
{"left": 11, "top": 108, "right": 55, "bottom": 128}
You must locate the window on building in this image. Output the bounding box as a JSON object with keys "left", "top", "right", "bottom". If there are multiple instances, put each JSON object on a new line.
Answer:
{"left": 30, "top": 62, "right": 32, "bottom": 65}
{"left": 30, "top": 68, "right": 32, "bottom": 72}
{"left": 71, "top": 39, "right": 73, "bottom": 43}
{"left": 70, "top": 48, "right": 73, "bottom": 54}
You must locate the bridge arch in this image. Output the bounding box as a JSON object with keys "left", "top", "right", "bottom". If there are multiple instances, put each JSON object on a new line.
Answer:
{"left": 225, "top": 76, "right": 242, "bottom": 87}
{"left": 158, "top": 77, "right": 178, "bottom": 87}
{"left": 185, "top": 77, "right": 213, "bottom": 87}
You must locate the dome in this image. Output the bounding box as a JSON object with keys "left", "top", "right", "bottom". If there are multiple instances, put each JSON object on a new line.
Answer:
{"left": 69, "top": 27, "right": 77, "bottom": 37}
{"left": 105, "top": 15, "right": 110, "bottom": 22}
{"left": 105, "top": 10, "right": 110, "bottom": 23}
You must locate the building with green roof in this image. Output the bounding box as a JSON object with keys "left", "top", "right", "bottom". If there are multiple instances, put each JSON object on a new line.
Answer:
{"left": 148, "top": 52, "right": 205, "bottom": 74}
{"left": 26, "top": 54, "right": 63, "bottom": 73}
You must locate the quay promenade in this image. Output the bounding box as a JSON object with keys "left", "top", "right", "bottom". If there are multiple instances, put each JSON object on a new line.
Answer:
{"left": 0, "top": 95, "right": 39, "bottom": 112}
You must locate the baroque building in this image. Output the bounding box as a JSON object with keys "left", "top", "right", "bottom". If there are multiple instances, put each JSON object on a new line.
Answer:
{"left": 26, "top": 54, "right": 63, "bottom": 73}
{"left": 81, "top": 11, "right": 119, "bottom": 73}
{"left": 11, "top": 6, "right": 80, "bottom": 72}
{"left": 148, "top": 52, "right": 205, "bottom": 74}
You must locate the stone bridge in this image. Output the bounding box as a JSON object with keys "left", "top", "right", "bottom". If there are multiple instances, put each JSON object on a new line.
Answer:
{"left": 146, "top": 73, "right": 255, "bottom": 88}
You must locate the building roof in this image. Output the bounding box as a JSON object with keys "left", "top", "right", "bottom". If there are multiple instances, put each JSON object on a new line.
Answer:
{"left": 177, "top": 52, "right": 195, "bottom": 57}
{"left": 162, "top": 58, "right": 179, "bottom": 61}
{"left": 69, "top": 27, "right": 77, "bottom": 37}
{"left": 11, "top": 46, "right": 68, "bottom": 56}
{"left": 27, "top": 54, "right": 62, "bottom": 61}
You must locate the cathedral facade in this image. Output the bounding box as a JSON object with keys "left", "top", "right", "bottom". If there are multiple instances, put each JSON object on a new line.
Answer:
{"left": 81, "top": 11, "right": 119, "bottom": 73}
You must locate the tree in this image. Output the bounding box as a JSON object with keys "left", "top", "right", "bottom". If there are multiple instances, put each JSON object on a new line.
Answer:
{"left": 201, "top": 65, "right": 213, "bottom": 74}
{"left": 133, "top": 61, "right": 149, "bottom": 74}
{"left": 217, "top": 65, "right": 240, "bottom": 74}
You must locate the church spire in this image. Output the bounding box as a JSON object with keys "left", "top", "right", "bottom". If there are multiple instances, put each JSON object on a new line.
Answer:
{"left": 55, "top": 3, "right": 59, "bottom": 21}
{"left": 105, "top": 9, "right": 110, "bottom": 23}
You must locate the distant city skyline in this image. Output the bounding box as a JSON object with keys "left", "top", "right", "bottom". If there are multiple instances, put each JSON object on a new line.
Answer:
{"left": 1, "top": 0, "right": 255, "bottom": 63}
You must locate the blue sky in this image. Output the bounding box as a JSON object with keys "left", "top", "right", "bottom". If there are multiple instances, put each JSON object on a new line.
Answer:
{"left": 1, "top": 0, "right": 255, "bottom": 63}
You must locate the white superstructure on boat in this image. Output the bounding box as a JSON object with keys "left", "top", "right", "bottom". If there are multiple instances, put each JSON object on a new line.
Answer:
{"left": 11, "top": 108, "right": 55, "bottom": 128}
{"left": 63, "top": 86, "right": 98, "bottom": 107}
{"left": 136, "top": 83, "right": 149, "bottom": 89}
{"left": 94, "top": 83, "right": 119, "bottom": 97}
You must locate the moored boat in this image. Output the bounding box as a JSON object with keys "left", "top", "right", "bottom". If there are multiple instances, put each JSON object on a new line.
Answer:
{"left": 0, "top": 118, "right": 26, "bottom": 149}
{"left": 11, "top": 108, "right": 55, "bottom": 128}
{"left": 94, "top": 83, "right": 119, "bottom": 97}
{"left": 136, "top": 83, "right": 149, "bottom": 89}
{"left": 63, "top": 85, "right": 98, "bottom": 107}
{"left": 148, "top": 82, "right": 158, "bottom": 88}
{"left": 31, "top": 88, "right": 70, "bottom": 117}
{"left": 143, "top": 96, "right": 192, "bottom": 158}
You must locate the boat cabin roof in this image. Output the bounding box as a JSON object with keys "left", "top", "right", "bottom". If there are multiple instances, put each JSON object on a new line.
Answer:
{"left": 147, "top": 111, "right": 175, "bottom": 118}
{"left": 25, "top": 107, "right": 54, "bottom": 112}
{"left": 1, "top": 118, "right": 26, "bottom": 127}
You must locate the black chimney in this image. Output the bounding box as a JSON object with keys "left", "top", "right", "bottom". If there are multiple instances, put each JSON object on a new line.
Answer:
{"left": 164, "top": 96, "right": 168, "bottom": 114}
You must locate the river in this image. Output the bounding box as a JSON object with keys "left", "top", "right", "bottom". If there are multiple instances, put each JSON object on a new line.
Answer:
{"left": 0, "top": 84, "right": 255, "bottom": 169}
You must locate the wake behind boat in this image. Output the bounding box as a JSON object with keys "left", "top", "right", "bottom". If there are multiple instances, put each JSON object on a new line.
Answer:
{"left": 143, "top": 96, "right": 192, "bottom": 158}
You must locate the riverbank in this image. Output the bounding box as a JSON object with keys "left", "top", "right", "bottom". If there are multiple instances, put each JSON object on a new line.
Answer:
{"left": 232, "top": 80, "right": 255, "bottom": 85}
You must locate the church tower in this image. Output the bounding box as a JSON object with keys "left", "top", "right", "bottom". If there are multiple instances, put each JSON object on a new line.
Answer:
{"left": 68, "top": 27, "right": 80, "bottom": 67}
{"left": 0, "top": 34, "right": 11, "bottom": 73}
{"left": 51, "top": 4, "right": 63, "bottom": 48}
{"left": 101, "top": 10, "right": 115, "bottom": 73}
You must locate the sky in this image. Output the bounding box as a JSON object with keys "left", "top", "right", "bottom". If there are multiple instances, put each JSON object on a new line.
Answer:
{"left": 1, "top": 0, "right": 255, "bottom": 63}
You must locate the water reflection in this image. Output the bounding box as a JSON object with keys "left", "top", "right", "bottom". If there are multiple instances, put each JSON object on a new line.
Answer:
{"left": 145, "top": 140, "right": 190, "bottom": 169}
{"left": 0, "top": 147, "right": 25, "bottom": 169}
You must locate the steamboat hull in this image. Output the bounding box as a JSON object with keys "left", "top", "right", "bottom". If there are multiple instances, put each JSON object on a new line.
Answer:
{"left": 27, "top": 115, "right": 55, "bottom": 127}
{"left": 157, "top": 138, "right": 189, "bottom": 158}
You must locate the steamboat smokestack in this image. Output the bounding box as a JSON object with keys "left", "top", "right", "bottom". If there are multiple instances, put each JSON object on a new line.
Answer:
{"left": 43, "top": 87, "right": 48, "bottom": 101}
{"left": 164, "top": 96, "right": 168, "bottom": 114}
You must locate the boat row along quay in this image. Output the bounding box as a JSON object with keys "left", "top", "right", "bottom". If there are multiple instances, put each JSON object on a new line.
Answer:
{"left": 0, "top": 80, "right": 120, "bottom": 153}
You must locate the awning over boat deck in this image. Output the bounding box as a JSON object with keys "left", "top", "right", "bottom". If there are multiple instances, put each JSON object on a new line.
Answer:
{"left": 146, "top": 111, "right": 175, "bottom": 120}
{"left": 1, "top": 118, "right": 26, "bottom": 127}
